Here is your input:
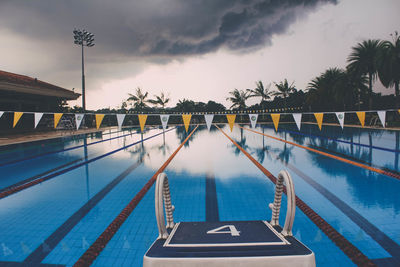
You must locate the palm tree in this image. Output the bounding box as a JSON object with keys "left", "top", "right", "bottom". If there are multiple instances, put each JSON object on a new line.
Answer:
{"left": 273, "top": 79, "right": 295, "bottom": 110}
{"left": 226, "top": 89, "right": 249, "bottom": 110}
{"left": 127, "top": 87, "right": 149, "bottom": 109}
{"left": 247, "top": 81, "right": 272, "bottom": 106}
{"left": 378, "top": 32, "right": 400, "bottom": 108}
{"left": 148, "top": 92, "right": 170, "bottom": 108}
{"left": 347, "top": 39, "right": 384, "bottom": 109}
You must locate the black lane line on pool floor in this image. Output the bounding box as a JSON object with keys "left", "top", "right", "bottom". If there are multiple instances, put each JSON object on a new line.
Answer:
{"left": 0, "top": 127, "right": 175, "bottom": 200}
{"left": 205, "top": 173, "right": 219, "bottom": 222}
{"left": 23, "top": 160, "right": 143, "bottom": 265}
{"left": 0, "top": 261, "right": 65, "bottom": 267}
{"left": 280, "top": 159, "right": 400, "bottom": 263}
{"left": 0, "top": 128, "right": 143, "bottom": 168}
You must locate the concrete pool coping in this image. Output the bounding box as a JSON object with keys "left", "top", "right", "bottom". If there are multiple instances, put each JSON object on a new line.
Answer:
{"left": 0, "top": 122, "right": 398, "bottom": 147}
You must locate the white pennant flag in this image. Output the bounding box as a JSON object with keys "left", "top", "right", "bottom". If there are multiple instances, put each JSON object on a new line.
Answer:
{"left": 117, "top": 114, "right": 126, "bottom": 130}
{"left": 335, "top": 112, "right": 345, "bottom": 129}
{"left": 249, "top": 114, "right": 258, "bottom": 128}
{"left": 34, "top": 113, "right": 44, "bottom": 128}
{"left": 75, "top": 114, "right": 84, "bottom": 130}
{"left": 0, "top": 111, "right": 4, "bottom": 119}
{"left": 377, "top": 111, "right": 386, "bottom": 128}
{"left": 204, "top": 114, "right": 214, "bottom": 130}
{"left": 160, "top": 115, "right": 170, "bottom": 130}
{"left": 292, "top": 113, "right": 302, "bottom": 130}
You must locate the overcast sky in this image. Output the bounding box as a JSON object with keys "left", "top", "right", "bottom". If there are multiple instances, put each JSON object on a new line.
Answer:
{"left": 0, "top": 0, "right": 399, "bottom": 110}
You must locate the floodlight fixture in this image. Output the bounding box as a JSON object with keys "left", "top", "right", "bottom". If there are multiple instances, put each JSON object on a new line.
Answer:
{"left": 73, "top": 28, "right": 95, "bottom": 112}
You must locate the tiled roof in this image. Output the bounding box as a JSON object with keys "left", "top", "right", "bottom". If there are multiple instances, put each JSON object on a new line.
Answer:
{"left": 0, "top": 70, "right": 80, "bottom": 100}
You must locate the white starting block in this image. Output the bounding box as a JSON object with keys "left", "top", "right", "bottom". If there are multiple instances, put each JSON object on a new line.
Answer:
{"left": 144, "top": 171, "right": 315, "bottom": 267}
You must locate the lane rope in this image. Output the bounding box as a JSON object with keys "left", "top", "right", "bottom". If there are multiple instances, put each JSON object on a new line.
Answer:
{"left": 279, "top": 127, "right": 400, "bottom": 153}
{"left": 0, "top": 128, "right": 152, "bottom": 168}
{"left": 73, "top": 125, "right": 199, "bottom": 267}
{"left": 0, "top": 128, "right": 175, "bottom": 200}
{"left": 216, "top": 125, "right": 376, "bottom": 267}
{"left": 241, "top": 126, "right": 400, "bottom": 181}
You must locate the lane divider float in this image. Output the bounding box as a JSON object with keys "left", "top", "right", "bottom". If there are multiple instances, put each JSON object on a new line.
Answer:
{"left": 0, "top": 127, "right": 156, "bottom": 168}
{"left": 74, "top": 125, "right": 199, "bottom": 267}
{"left": 216, "top": 125, "right": 376, "bottom": 267}
{"left": 0, "top": 127, "right": 176, "bottom": 200}
{"left": 241, "top": 126, "right": 400, "bottom": 181}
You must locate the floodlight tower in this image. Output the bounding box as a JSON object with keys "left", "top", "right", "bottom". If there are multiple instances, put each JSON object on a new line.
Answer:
{"left": 73, "top": 29, "right": 94, "bottom": 112}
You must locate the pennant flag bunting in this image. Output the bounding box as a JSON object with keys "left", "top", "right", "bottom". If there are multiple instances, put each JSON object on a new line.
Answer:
{"left": 75, "top": 114, "right": 84, "bottom": 130}
{"left": 249, "top": 114, "right": 258, "bottom": 128}
{"left": 356, "top": 111, "right": 365, "bottom": 127}
{"left": 160, "top": 115, "right": 169, "bottom": 131}
{"left": 204, "top": 114, "right": 214, "bottom": 131}
{"left": 335, "top": 112, "right": 345, "bottom": 129}
{"left": 271, "top": 114, "right": 280, "bottom": 131}
{"left": 292, "top": 113, "right": 302, "bottom": 130}
{"left": 314, "top": 113, "right": 324, "bottom": 130}
{"left": 0, "top": 111, "right": 3, "bottom": 119}
{"left": 13, "top": 112, "right": 23, "bottom": 128}
{"left": 54, "top": 113, "right": 63, "bottom": 128}
{"left": 182, "top": 114, "right": 192, "bottom": 132}
{"left": 377, "top": 111, "right": 386, "bottom": 128}
{"left": 226, "top": 114, "right": 236, "bottom": 132}
{"left": 116, "top": 114, "right": 126, "bottom": 130}
{"left": 95, "top": 114, "right": 105, "bottom": 129}
{"left": 34, "top": 113, "right": 43, "bottom": 128}
{"left": 138, "top": 114, "right": 148, "bottom": 132}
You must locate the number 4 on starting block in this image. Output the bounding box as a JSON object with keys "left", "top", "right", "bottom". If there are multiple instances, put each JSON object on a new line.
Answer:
{"left": 207, "top": 225, "right": 240, "bottom": 236}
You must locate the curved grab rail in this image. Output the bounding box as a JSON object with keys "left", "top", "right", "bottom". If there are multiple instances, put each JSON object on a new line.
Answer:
{"left": 155, "top": 173, "right": 175, "bottom": 239}
{"left": 269, "top": 170, "right": 296, "bottom": 236}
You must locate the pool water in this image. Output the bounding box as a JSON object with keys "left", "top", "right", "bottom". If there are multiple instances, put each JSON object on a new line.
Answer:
{"left": 0, "top": 123, "right": 399, "bottom": 266}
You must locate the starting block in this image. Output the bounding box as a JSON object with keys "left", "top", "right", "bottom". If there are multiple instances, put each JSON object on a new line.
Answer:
{"left": 144, "top": 171, "right": 315, "bottom": 267}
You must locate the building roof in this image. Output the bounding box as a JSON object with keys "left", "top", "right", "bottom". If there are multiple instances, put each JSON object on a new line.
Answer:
{"left": 0, "top": 70, "right": 80, "bottom": 100}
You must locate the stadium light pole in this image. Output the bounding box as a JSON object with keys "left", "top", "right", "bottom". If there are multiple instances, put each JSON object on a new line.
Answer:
{"left": 73, "top": 29, "right": 94, "bottom": 112}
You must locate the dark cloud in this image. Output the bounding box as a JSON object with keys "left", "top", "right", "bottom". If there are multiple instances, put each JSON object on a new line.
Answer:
{"left": 0, "top": 0, "right": 337, "bottom": 57}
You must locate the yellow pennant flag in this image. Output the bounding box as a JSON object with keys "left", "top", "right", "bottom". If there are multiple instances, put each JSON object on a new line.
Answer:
{"left": 271, "top": 114, "right": 280, "bottom": 131}
{"left": 138, "top": 114, "right": 148, "bottom": 132}
{"left": 226, "top": 114, "right": 236, "bottom": 132}
{"left": 356, "top": 111, "right": 365, "bottom": 127}
{"left": 13, "top": 112, "right": 23, "bottom": 128}
{"left": 182, "top": 114, "right": 192, "bottom": 132}
{"left": 314, "top": 113, "right": 324, "bottom": 130}
{"left": 54, "top": 113, "right": 63, "bottom": 128}
{"left": 96, "top": 114, "right": 105, "bottom": 129}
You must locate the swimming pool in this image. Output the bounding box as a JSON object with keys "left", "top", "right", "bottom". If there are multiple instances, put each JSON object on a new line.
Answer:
{"left": 0, "top": 123, "right": 399, "bottom": 266}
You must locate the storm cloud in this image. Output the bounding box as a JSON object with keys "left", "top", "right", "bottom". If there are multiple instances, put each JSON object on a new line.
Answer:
{"left": 0, "top": 0, "right": 337, "bottom": 58}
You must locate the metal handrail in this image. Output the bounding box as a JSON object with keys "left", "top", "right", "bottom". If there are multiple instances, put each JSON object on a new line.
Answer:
{"left": 155, "top": 173, "right": 175, "bottom": 239}
{"left": 269, "top": 170, "right": 296, "bottom": 236}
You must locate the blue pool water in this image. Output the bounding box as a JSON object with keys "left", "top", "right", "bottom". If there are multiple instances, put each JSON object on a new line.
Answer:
{"left": 0, "top": 123, "right": 399, "bottom": 266}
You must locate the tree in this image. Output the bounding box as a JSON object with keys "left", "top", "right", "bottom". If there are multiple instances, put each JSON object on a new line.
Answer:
{"left": 127, "top": 87, "right": 149, "bottom": 109}
{"left": 273, "top": 79, "right": 295, "bottom": 110}
{"left": 347, "top": 39, "right": 384, "bottom": 109}
{"left": 226, "top": 89, "right": 249, "bottom": 110}
{"left": 148, "top": 92, "right": 170, "bottom": 108}
{"left": 247, "top": 81, "right": 272, "bottom": 107}
{"left": 306, "top": 68, "right": 364, "bottom": 111}
{"left": 378, "top": 32, "right": 400, "bottom": 108}
{"left": 175, "top": 99, "right": 196, "bottom": 112}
